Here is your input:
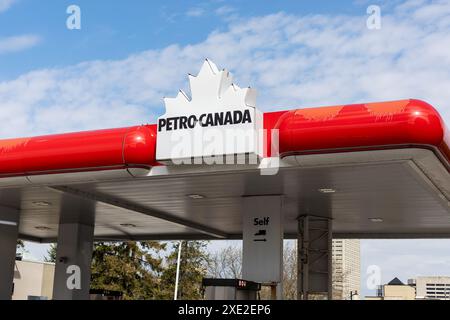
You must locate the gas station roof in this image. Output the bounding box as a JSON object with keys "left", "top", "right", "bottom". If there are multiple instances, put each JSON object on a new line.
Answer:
{"left": 0, "top": 60, "right": 450, "bottom": 242}
{"left": 0, "top": 61, "right": 448, "bottom": 243}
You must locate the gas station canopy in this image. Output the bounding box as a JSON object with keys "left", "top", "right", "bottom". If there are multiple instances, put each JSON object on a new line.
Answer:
{"left": 0, "top": 61, "right": 449, "bottom": 243}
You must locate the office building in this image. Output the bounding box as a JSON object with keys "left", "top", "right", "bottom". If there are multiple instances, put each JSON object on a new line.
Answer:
{"left": 366, "top": 277, "right": 415, "bottom": 300}
{"left": 332, "top": 239, "right": 361, "bottom": 300}
{"left": 409, "top": 276, "right": 450, "bottom": 300}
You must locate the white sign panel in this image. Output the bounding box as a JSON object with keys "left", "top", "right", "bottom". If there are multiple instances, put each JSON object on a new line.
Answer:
{"left": 156, "top": 59, "right": 262, "bottom": 163}
{"left": 242, "top": 196, "right": 283, "bottom": 283}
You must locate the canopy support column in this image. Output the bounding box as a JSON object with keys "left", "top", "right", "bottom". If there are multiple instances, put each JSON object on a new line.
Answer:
{"left": 0, "top": 207, "right": 20, "bottom": 300}
{"left": 242, "top": 195, "right": 284, "bottom": 299}
{"left": 52, "top": 195, "right": 95, "bottom": 300}
{"left": 297, "top": 215, "right": 332, "bottom": 300}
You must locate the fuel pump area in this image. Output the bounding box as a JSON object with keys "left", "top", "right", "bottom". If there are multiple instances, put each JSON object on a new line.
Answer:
{"left": 0, "top": 60, "right": 449, "bottom": 300}
{"left": 202, "top": 279, "right": 261, "bottom": 300}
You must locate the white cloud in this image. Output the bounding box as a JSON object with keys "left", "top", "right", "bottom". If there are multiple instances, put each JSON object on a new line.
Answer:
{"left": 215, "top": 5, "right": 236, "bottom": 16}
{"left": 214, "top": 5, "right": 238, "bottom": 22}
{"left": 186, "top": 7, "right": 205, "bottom": 17}
{"left": 0, "top": 0, "right": 449, "bottom": 137}
{"left": 0, "top": 0, "right": 16, "bottom": 13}
{"left": 0, "top": 34, "right": 41, "bottom": 54}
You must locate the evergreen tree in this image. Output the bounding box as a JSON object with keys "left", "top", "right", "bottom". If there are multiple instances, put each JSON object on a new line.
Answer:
{"left": 17, "top": 240, "right": 25, "bottom": 250}
{"left": 45, "top": 244, "right": 57, "bottom": 263}
{"left": 16, "top": 239, "right": 26, "bottom": 258}
{"left": 160, "top": 241, "right": 209, "bottom": 300}
{"left": 43, "top": 240, "right": 211, "bottom": 300}
{"left": 90, "top": 241, "right": 166, "bottom": 300}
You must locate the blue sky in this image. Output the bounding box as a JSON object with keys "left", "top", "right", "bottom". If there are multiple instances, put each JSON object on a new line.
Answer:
{"left": 0, "top": 0, "right": 368, "bottom": 79}
{"left": 3, "top": 0, "right": 450, "bottom": 299}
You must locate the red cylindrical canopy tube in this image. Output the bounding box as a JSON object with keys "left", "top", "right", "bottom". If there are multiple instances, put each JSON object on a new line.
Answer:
{"left": 265, "top": 99, "right": 449, "bottom": 164}
{"left": 0, "top": 125, "right": 157, "bottom": 177}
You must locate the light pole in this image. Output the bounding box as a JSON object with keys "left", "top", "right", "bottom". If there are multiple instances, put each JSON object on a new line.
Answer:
{"left": 350, "top": 290, "right": 358, "bottom": 300}
{"left": 174, "top": 240, "right": 183, "bottom": 300}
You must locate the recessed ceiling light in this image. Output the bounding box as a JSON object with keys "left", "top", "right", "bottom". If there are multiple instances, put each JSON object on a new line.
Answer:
{"left": 35, "top": 226, "right": 51, "bottom": 231}
{"left": 32, "top": 201, "right": 51, "bottom": 207}
{"left": 120, "top": 223, "right": 137, "bottom": 228}
{"left": 0, "top": 220, "right": 17, "bottom": 226}
{"left": 369, "top": 218, "right": 383, "bottom": 223}
{"left": 187, "top": 194, "right": 205, "bottom": 199}
{"left": 318, "top": 188, "right": 336, "bottom": 194}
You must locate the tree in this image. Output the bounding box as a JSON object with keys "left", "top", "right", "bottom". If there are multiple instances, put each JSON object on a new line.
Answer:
{"left": 207, "top": 244, "right": 242, "bottom": 278}
{"left": 17, "top": 240, "right": 25, "bottom": 250}
{"left": 282, "top": 242, "right": 297, "bottom": 300}
{"left": 90, "top": 241, "right": 166, "bottom": 300}
{"left": 16, "top": 239, "right": 27, "bottom": 259}
{"left": 45, "top": 244, "right": 57, "bottom": 263}
{"left": 44, "top": 241, "right": 167, "bottom": 299}
{"left": 160, "top": 241, "right": 210, "bottom": 300}
{"left": 42, "top": 240, "right": 210, "bottom": 300}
